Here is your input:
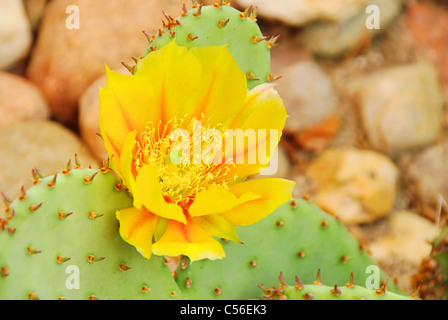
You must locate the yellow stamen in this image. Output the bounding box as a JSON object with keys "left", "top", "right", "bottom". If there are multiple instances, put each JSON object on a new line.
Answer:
{"left": 134, "top": 117, "right": 234, "bottom": 204}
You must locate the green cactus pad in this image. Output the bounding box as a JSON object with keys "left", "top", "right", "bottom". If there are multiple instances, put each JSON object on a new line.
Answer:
{"left": 0, "top": 166, "right": 183, "bottom": 300}
{"left": 140, "top": 3, "right": 273, "bottom": 89}
{"left": 260, "top": 272, "right": 418, "bottom": 300}
{"left": 176, "top": 199, "right": 398, "bottom": 300}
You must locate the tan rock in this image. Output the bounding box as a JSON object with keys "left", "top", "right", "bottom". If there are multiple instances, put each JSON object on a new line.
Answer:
{"left": 0, "top": 0, "right": 32, "bottom": 70}
{"left": 235, "top": 0, "right": 367, "bottom": 26}
{"left": 23, "top": 0, "right": 48, "bottom": 30}
{"left": 305, "top": 148, "right": 398, "bottom": 224}
{"left": 26, "top": 0, "right": 188, "bottom": 127}
{"left": 0, "top": 121, "right": 99, "bottom": 218}
{"left": 79, "top": 74, "right": 110, "bottom": 162}
{"left": 366, "top": 211, "right": 439, "bottom": 291}
{"left": 0, "top": 71, "right": 50, "bottom": 126}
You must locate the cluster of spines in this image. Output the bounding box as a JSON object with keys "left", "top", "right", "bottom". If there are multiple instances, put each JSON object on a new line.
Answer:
{"left": 122, "top": 1, "right": 280, "bottom": 84}
{"left": 412, "top": 226, "right": 448, "bottom": 300}
{"left": 0, "top": 159, "right": 182, "bottom": 300}
{"left": 0, "top": 154, "right": 113, "bottom": 230}
{"left": 0, "top": 155, "right": 118, "bottom": 283}
{"left": 260, "top": 271, "right": 420, "bottom": 300}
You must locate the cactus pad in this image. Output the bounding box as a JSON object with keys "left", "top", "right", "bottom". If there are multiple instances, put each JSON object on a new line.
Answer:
{"left": 0, "top": 165, "right": 183, "bottom": 300}
{"left": 140, "top": 3, "right": 273, "bottom": 89}
{"left": 175, "top": 199, "right": 397, "bottom": 300}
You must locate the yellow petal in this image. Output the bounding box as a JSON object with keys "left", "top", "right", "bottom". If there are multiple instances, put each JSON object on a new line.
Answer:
{"left": 220, "top": 178, "right": 296, "bottom": 226}
{"left": 116, "top": 206, "right": 159, "bottom": 259}
{"left": 186, "top": 45, "right": 247, "bottom": 128}
{"left": 152, "top": 219, "right": 225, "bottom": 262}
{"left": 192, "top": 214, "right": 242, "bottom": 244}
{"left": 223, "top": 84, "right": 288, "bottom": 179}
{"left": 189, "top": 184, "right": 259, "bottom": 217}
{"left": 134, "top": 41, "right": 201, "bottom": 125}
{"left": 135, "top": 164, "right": 187, "bottom": 224}
{"left": 99, "top": 66, "right": 160, "bottom": 156}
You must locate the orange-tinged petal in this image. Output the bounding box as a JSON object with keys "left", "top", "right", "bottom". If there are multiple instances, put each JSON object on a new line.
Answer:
{"left": 116, "top": 206, "right": 159, "bottom": 259}
{"left": 134, "top": 41, "right": 201, "bottom": 125}
{"left": 189, "top": 184, "right": 259, "bottom": 217}
{"left": 220, "top": 178, "right": 296, "bottom": 226}
{"left": 119, "top": 130, "right": 142, "bottom": 208}
{"left": 186, "top": 45, "right": 247, "bottom": 128}
{"left": 135, "top": 164, "right": 186, "bottom": 224}
{"left": 192, "top": 214, "right": 242, "bottom": 244}
{"left": 223, "top": 85, "right": 288, "bottom": 178}
{"left": 152, "top": 219, "right": 225, "bottom": 262}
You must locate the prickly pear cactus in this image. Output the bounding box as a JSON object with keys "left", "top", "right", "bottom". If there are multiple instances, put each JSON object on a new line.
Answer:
{"left": 139, "top": 1, "right": 275, "bottom": 89}
{"left": 175, "top": 199, "right": 398, "bottom": 300}
{"left": 413, "top": 226, "right": 448, "bottom": 300}
{"left": 260, "top": 272, "right": 419, "bottom": 300}
{"left": 0, "top": 163, "right": 183, "bottom": 300}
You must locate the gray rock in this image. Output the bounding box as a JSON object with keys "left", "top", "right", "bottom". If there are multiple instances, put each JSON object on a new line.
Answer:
{"left": 276, "top": 60, "right": 338, "bottom": 132}
{"left": 301, "top": 0, "right": 403, "bottom": 59}
{"left": 349, "top": 61, "right": 444, "bottom": 157}
{"left": 402, "top": 139, "right": 448, "bottom": 212}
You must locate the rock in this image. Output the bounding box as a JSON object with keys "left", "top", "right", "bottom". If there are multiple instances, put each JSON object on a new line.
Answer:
{"left": 26, "top": 0, "right": 188, "bottom": 127}
{"left": 402, "top": 139, "right": 448, "bottom": 218}
{"left": 79, "top": 72, "right": 122, "bottom": 162}
{"left": 23, "top": 0, "right": 48, "bottom": 30}
{"left": 292, "top": 115, "right": 342, "bottom": 153}
{"left": 0, "top": 0, "right": 32, "bottom": 70}
{"left": 0, "top": 121, "right": 99, "bottom": 219}
{"left": 301, "top": 0, "right": 403, "bottom": 59}
{"left": 235, "top": 0, "right": 367, "bottom": 27}
{"left": 405, "top": 2, "right": 448, "bottom": 90}
{"left": 349, "top": 61, "right": 444, "bottom": 157}
{"left": 0, "top": 71, "right": 50, "bottom": 126}
{"left": 305, "top": 148, "right": 399, "bottom": 225}
{"left": 277, "top": 60, "right": 339, "bottom": 133}
{"left": 366, "top": 211, "right": 439, "bottom": 292}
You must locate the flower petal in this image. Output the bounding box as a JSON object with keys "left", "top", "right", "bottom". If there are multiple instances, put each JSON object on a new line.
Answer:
{"left": 223, "top": 84, "right": 288, "bottom": 179}
{"left": 135, "top": 41, "right": 202, "bottom": 125}
{"left": 192, "top": 214, "right": 242, "bottom": 244}
{"left": 189, "top": 184, "right": 259, "bottom": 217}
{"left": 220, "top": 178, "right": 296, "bottom": 226}
{"left": 186, "top": 45, "right": 247, "bottom": 128}
{"left": 152, "top": 218, "right": 225, "bottom": 262}
{"left": 116, "top": 206, "right": 159, "bottom": 259}
{"left": 135, "top": 164, "right": 187, "bottom": 224}
{"left": 99, "top": 66, "right": 160, "bottom": 156}
{"left": 119, "top": 130, "right": 142, "bottom": 208}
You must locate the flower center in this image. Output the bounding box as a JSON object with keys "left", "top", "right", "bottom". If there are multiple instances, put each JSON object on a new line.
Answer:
{"left": 134, "top": 118, "right": 234, "bottom": 204}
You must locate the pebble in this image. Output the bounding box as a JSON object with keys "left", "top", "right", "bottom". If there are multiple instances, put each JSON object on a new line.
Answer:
{"left": 0, "top": 0, "right": 32, "bottom": 70}
{"left": 349, "top": 61, "right": 444, "bottom": 157}
{"left": 305, "top": 148, "right": 399, "bottom": 224}
{"left": 0, "top": 71, "right": 50, "bottom": 126}
{"left": 0, "top": 121, "right": 99, "bottom": 218}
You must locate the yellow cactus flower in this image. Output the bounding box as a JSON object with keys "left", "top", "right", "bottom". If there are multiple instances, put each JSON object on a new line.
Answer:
{"left": 99, "top": 41, "right": 295, "bottom": 262}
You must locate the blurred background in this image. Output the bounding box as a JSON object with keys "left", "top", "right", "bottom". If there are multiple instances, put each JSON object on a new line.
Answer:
{"left": 0, "top": 0, "right": 447, "bottom": 298}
